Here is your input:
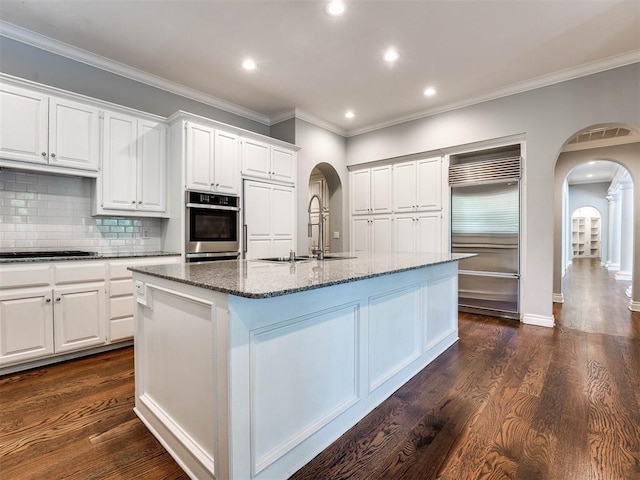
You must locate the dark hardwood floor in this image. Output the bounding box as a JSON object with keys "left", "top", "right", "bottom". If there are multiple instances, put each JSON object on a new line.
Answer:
{"left": 1, "top": 258, "right": 638, "bottom": 479}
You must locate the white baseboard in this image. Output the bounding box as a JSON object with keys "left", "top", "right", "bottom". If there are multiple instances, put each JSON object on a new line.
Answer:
{"left": 607, "top": 263, "right": 620, "bottom": 272}
{"left": 614, "top": 271, "right": 632, "bottom": 281}
{"left": 552, "top": 293, "right": 564, "bottom": 303}
{"left": 629, "top": 301, "right": 640, "bottom": 312}
{"left": 521, "top": 313, "right": 555, "bottom": 328}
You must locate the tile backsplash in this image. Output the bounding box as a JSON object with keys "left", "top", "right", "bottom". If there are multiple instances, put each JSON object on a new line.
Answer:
{"left": 0, "top": 169, "right": 163, "bottom": 252}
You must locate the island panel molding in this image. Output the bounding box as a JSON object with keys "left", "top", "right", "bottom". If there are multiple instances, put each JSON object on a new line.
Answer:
{"left": 131, "top": 253, "right": 467, "bottom": 480}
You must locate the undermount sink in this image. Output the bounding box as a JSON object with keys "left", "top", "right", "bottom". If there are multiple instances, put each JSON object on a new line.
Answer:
{"left": 257, "top": 255, "right": 355, "bottom": 263}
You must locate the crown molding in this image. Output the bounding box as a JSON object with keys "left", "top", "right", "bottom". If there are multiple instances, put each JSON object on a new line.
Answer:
{"left": 346, "top": 50, "right": 640, "bottom": 138}
{"left": 0, "top": 20, "right": 271, "bottom": 126}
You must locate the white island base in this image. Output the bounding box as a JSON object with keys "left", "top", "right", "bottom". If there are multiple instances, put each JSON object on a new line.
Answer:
{"left": 132, "top": 260, "right": 459, "bottom": 480}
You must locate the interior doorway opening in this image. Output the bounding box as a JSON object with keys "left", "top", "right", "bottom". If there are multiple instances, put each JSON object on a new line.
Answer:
{"left": 308, "top": 163, "right": 343, "bottom": 255}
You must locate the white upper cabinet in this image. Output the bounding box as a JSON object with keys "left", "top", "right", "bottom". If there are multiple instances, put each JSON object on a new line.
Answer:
{"left": 350, "top": 165, "right": 392, "bottom": 215}
{"left": 350, "top": 215, "right": 393, "bottom": 253}
{"left": 393, "top": 211, "right": 442, "bottom": 254}
{"left": 241, "top": 138, "right": 296, "bottom": 184}
{"left": 99, "top": 110, "right": 167, "bottom": 215}
{"left": 0, "top": 83, "right": 100, "bottom": 173}
{"left": 185, "top": 122, "right": 240, "bottom": 195}
{"left": 393, "top": 157, "right": 442, "bottom": 212}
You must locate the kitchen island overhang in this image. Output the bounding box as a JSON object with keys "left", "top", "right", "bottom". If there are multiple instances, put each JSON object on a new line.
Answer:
{"left": 130, "top": 252, "right": 472, "bottom": 480}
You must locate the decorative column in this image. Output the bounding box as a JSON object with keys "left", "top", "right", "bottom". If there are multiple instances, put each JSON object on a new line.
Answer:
{"left": 615, "top": 179, "right": 633, "bottom": 281}
{"left": 607, "top": 190, "right": 622, "bottom": 272}
{"left": 605, "top": 195, "right": 615, "bottom": 267}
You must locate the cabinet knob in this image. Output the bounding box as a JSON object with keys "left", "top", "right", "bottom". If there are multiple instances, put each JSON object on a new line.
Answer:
{"left": 132, "top": 200, "right": 136, "bottom": 204}
{"left": 56, "top": 297, "right": 61, "bottom": 302}
{"left": 41, "top": 152, "right": 47, "bottom": 157}
{"left": 51, "top": 153, "right": 56, "bottom": 158}
{"left": 45, "top": 298, "right": 51, "bottom": 303}
{"left": 138, "top": 201, "right": 142, "bottom": 204}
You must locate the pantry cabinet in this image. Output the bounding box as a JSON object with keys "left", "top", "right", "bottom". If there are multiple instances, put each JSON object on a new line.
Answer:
{"left": 241, "top": 138, "right": 296, "bottom": 184}
{"left": 0, "top": 82, "right": 100, "bottom": 173}
{"left": 393, "top": 157, "right": 442, "bottom": 212}
{"left": 351, "top": 215, "right": 393, "bottom": 253}
{"left": 97, "top": 111, "right": 167, "bottom": 215}
{"left": 351, "top": 166, "right": 393, "bottom": 215}
{"left": 243, "top": 180, "right": 296, "bottom": 259}
{"left": 393, "top": 212, "right": 443, "bottom": 254}
{"left": 185, "top": 122, "right": 240, "bottom": 195}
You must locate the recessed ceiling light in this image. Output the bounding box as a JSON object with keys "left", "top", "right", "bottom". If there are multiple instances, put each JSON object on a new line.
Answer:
{"left": 587, "top": 174, "right": 593, "bottom": 177}
{"left": 588, "top": 161, "right": 596, "bottom": 165}
{"left": 383, "top": 48, "right": 399, "bottom": 63}
{"left": 326, "top": 0, "right": 346, "bottom": 16}
{"left": 423, "top": 87, "right": 436, "bottom": 97}
{"left": 242, "top": 58, "right": 257, "bottom": 71}
{"left": 344, "top": 110, "right": 356, "bottom": 119}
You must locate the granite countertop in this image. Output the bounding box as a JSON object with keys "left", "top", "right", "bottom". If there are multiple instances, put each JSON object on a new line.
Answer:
{"left": 0, "top": 251, "right": 181, "bottom": 264}
{"left": 129, "top": 252, "right": 474, "bottom": 299}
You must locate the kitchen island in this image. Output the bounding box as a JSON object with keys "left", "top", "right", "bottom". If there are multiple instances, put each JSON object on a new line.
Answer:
{"left": 130, "top": 252, "right": 471, "bottom": 480}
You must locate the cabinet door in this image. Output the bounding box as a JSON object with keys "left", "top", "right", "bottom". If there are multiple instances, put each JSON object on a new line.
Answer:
{"left": 393, "top": 161, "right": 417, "bottom": 213}
{"left": 370, "top": 166, "right": 392, "bottom": 214}
{"left": 186, "top": 122, "right": 214, "bottom": 192}
{"left": 0, "top": 83, "right": 49, "bottom": 164}
{"left": 213, "top": 129, "right": 239, "bottom": 195}
{"left": 394, "top": 214, "right": 417, "bottom": 253}
{"left": 371, "top": 216, "right": 393, "bottom": 253}
{"left": 351, "top": 169, "right": 371, "bottom": 215}
{"left": 416, "top": 157, "right": 442, "bottom": 211}
{"left": 53, "top": 283, "right": 106, "bottom": 353}
{"left": 271, "top": 146, "right": 296, "bottom": 183}
{"left": 244, "top": 181, "right": 272, "bottom": 260}
{"left": 271, "top": 185, "right": 295, "bottom": 257}
{"left": 241, "top": 138, "right": 270, "bottom": 179}
{"left": 102, "top": 112, "right": 137, "bottom": 210}
{"left": 351, "top": 217, "right": 370, "bottom": 252}
{"left": 0, "top": 288, "right": 54, "bottom": 366}
{"left": 49, "top": 97, "right": 100, "bottom": 171}
{"left": 416, "top": 212, "right": 442, "bottom": 253}
{"left": 138, "top": 119, "right": 167, "bottom": 212}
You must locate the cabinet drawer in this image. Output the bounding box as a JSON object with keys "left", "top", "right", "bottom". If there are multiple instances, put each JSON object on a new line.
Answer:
{"left": 110, "top": 278, "right": 134, "bottom": 297}
{"left": 0, "top": 265, "right": 51, "bottom": 289}
{"left": 110, "top": 317, "right": 134, "bottom": 342}
{"left": 54, "top": 262, "right": 106, "bottom": 284}
{"left": 108, "top": 257, "right": 181, "bottom": 281}
{"left": 110, "top": 295, "right": 134, "bottom": 320}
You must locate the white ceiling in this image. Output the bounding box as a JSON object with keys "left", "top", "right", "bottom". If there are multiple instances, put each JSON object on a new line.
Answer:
{"left": 566, "top": 160, "right": 621, "bottom": 185}
{"left": 1, "top": 1, "right": 639, "bottom": 135}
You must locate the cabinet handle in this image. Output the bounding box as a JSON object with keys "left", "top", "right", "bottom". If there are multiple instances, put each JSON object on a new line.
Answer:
{"left": 45, "top": 298, "right": 51, "bottom": 303}
{"left": 50, "top": 153, "right": 56, "bottom": 158}
{"left": 131, "top": 200, "right": 136, "bottom": 204}
{"left": 138, "top": 201, "right": 142, "bottom": 204}
{"left": 56, "top": 297, "right": 61, "bottom": 302}
{"left": 41, "top": 152, "right": 47, "bottom": 157}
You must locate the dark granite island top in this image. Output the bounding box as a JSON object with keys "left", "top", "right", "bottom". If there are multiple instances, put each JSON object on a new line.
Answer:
{"left": 128, "top": 251, "right": 473, "bottom": 299}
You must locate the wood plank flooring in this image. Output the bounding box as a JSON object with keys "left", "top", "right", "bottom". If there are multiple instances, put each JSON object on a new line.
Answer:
{"left": 1, "top": 258, "right": 638, "bottom": 479}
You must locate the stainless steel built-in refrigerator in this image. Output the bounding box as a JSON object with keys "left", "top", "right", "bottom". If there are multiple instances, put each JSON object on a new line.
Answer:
{"left": 449, "top": 153, "right": 521, "bottom": 319}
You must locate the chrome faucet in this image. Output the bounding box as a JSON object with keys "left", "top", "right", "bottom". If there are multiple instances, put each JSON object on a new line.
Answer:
{"left": 307, "top": 194, "right": 324, "bottom": 260}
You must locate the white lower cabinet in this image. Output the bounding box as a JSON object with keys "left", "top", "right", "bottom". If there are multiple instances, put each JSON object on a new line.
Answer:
{"left": 107, "top": 256, "right": 181, "bottom": 342}
{"left": 351, "top": 215, "right": 393, "bottom": 253}
{"left": 0, "top": 288, "right": 54, "bottom": 365}
{"left": 0, "top": 261, "right": 106, "bottom": 367}
{"left": 394, "top": 212, "right": 442, "bottom": 253}
{"left": 0, "top": 256, "right": 180, "bottom": 369}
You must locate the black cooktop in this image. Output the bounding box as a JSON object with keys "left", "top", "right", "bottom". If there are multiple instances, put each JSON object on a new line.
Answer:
{"left": 0, "top": 250, "right": 98, "bottom": 259}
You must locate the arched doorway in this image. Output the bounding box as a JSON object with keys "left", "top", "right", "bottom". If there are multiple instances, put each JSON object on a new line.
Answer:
{"left": 553, "top": 123, "right": 638, "bottom": 315}
{"left": 307, "top": 162, "right": 343, "bottom": 254}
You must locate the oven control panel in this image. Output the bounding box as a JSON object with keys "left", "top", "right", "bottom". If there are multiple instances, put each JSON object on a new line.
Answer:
{"left": 186, "top": 191, "right": 239, "bottom": 207}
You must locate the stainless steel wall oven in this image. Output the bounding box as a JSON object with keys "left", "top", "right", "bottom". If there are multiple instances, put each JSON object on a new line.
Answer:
{"left": 185, "top": 191, "right": 240, "bottom": 262}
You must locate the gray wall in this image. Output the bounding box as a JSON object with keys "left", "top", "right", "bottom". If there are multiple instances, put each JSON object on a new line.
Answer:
{"left": 346, "top": 63, "right": 640, "bottom": 324}
{"left": 0, "top": 37, "right": 270, "bottom": 135}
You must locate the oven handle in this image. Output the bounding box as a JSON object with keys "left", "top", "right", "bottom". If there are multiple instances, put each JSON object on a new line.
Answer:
{"left": 186, "top": 252, "right": 240, "bottom": 259}
{"left": 186, "top": 203, "right": 241, "bottom": 212}
{"left": 243, "top": 224, "right": 248, "bottom": 254}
